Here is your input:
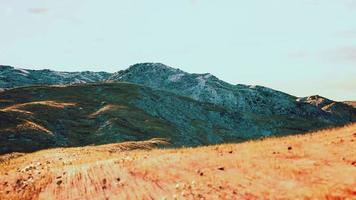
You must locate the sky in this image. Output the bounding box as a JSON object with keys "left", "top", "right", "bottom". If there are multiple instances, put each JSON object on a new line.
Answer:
{"left": 0, "top": 0, "right": 355, "bottom": 101}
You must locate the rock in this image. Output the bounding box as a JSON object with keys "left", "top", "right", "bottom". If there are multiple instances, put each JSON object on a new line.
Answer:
{"left": 196, "top": 169, "right": 204, "bottom": 176}
{"left": 56, "top": 180, "right": 62, "bottom": 185}
{"left": 218, "top": 167, "right": 225, "bottom": 171}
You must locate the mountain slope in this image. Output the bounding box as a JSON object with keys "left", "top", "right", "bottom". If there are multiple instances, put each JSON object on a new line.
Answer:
{"left": 0, "top": 83, "right": 245, "bottom": 154}
{"left": 109, "top": 63, "right": 355, "bottom": 124}
{"left": 1, "top": 124, "right": 355, "bottom": 199}
{"left": 0, "top": 82, "right": 355, "bottom": 154}
{"left": 0, "top": 65, "right": 111, "bottom": 88}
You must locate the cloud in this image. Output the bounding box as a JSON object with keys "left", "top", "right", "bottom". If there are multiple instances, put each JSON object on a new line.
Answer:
{"left": 324, "top": 76, "right": 356, "bottom": 93}
{"left": 302, "top": 0, "right": 356, "bottom": 9}
{"left": 189, "top": 0, "right": 198, "bottom": 6}
{"left": 342, "top": 0, "right": 356, "bottom": 9}
{"left": 337, "top": 29, "right": 356, "bottom": 38}
{"left": 318, "top": 68, "right": 356, "bottom": 100}
{"left": 323, "top": 46, "right": 356, "bottom": 63}
{"left": 28, "top": 8, "right": 48, "bottom": 14}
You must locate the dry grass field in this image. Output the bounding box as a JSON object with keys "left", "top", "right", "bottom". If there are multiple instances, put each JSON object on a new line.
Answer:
{"left": 0, "top": 124, "right": 355, "bottom": 200}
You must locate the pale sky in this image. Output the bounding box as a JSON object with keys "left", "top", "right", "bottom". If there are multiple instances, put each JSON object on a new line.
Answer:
{"left": 0, "top": 0, "right": 355, "bottom": 100}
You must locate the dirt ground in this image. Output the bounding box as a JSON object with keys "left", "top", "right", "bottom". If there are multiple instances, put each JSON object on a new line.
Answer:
{"left": 0, "top": 124, "right": 355, "bottom": 200}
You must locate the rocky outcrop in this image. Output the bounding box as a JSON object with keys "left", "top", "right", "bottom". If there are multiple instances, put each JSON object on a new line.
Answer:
{"left": 297, "top": 96, "right": 356, "bottom": 122}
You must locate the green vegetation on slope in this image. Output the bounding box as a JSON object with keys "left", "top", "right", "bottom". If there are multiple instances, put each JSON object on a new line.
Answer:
{"left": 0, "top": 83, "right": 240, "bottom": 154}
{"left": 0, "top": 82, "right": 354, "bottom": 154}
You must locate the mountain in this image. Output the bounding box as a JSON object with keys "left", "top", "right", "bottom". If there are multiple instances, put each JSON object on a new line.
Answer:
{"left": 0, "top": 65, "right": 111, "bottom": 89}
{"left": 109, "top": 63, "right": 355, "bottom": 124}
{"left": 0, "top": 63, "right": 355, "bottom": 154}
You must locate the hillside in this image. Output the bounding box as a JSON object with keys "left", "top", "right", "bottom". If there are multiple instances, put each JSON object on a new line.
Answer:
{"left": 0, "top": 124, "right": 355, "bottom": 199}
{"left": 0, "top": 82, "right": 355, "bottom": 154}
{"left": 0, "top": 82, "right": 239, "bottom": 154}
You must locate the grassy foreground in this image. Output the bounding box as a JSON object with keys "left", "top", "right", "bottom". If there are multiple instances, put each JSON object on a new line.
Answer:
{"left": 0, "top": 124, "right": 355, "bottom": 200}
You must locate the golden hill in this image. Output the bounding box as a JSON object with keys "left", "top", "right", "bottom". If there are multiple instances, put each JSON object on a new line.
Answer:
{"left": 344, "top": 101, "right": 356, "bottom": 108}
{"left": 0, "top": 124, "right": 355, "bottom": 200}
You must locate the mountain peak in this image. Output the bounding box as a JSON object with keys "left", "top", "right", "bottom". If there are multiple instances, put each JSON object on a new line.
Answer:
{"left": 127, "top": 63, "right": 183, "bottom": 73}
{"left": 108, "top": 63, "right": 187, "bottom": 84}
{"left": 297, "top": 95, "right": 334, "bottom": 108}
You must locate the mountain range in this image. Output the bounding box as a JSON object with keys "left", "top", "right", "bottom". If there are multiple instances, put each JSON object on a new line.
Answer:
{"left": 0, "top": 63, "right": 355, "bottom": 154}
{"left": 0, "top": 65, "right": 111, "bottom": 89}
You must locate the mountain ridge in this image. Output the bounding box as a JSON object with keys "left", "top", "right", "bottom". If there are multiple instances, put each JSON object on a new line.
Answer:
{"left": 0, "top": 62, "right": 352, "bottom": 103}
{"left": 0, "top": 65, "right": 111, "bottom": 89}
{"left": 2, "top": 63, "right": 353, "bottom": 116}
{"left": 108, "top": 63, "right": 355, "bottom": 123}
{"left": 1, "top": 63, "right": 354, "bottom": 124}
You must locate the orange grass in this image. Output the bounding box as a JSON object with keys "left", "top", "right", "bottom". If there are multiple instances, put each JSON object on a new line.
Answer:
{"left": 0, "top": 101, "right": 76, "bottom": 115}
{"left": 88, "top": 104, "right": 127, "bottom": 118}
{"left": 0, "top": 124, "right": 355, "bottom": 200}
{"left": 16, "top": 120, "right": 53, "bottom": 135}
